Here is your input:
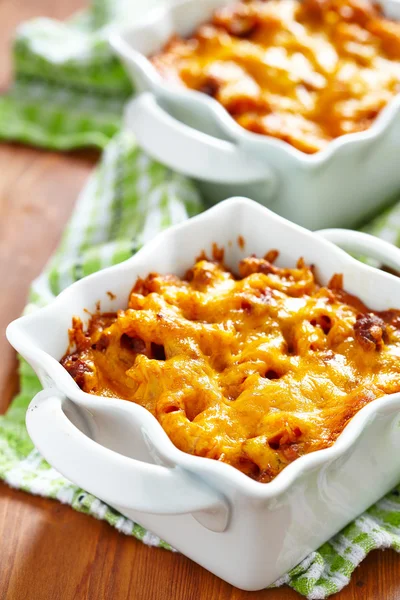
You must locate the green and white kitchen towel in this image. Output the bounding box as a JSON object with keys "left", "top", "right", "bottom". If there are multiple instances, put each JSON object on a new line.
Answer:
{"left": 2, "top": 1, "right": 400, "bottom": 599}
{"left": 0, "top": 0, "right": 132, "bottom": 149}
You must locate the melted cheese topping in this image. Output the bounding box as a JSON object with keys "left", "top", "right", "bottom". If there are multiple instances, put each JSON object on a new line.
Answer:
{"left": 61, "top": 252, "right": 400, "bottom": 483}
{"left": 151, "top": 0, "right": 400, "bottom": 153}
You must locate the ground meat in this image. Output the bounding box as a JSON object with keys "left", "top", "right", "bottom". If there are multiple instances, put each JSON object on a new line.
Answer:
{"left": 378, "top": 309, "right": 400, "bottom": 329}
{"left": 281, "top": 443, "right": 301, "bottom": 462}
{"left": 239, "top": 256, "right": 278, "bottom": 277}
{"left": 60, "top": 354, "right": 93, "bottom": 388}
{"left": 354, "top": 313, "right": 388, "bottom": 351}
{"left": 198, "top": 76, "right": 220, "bottom": 97}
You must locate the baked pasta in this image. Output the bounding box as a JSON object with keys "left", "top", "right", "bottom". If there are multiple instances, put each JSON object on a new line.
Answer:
{"left": 61, "top": 249, "right": 400, "bottom": 483}
{"left": 151, "top": 0, "right": 400, "bottom": 153}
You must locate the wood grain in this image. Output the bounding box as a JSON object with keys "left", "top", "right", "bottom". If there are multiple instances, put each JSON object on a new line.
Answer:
{"left": 0, "top": 144, "right": 96, "bottom": 412}
{"left": 0, "top": 2, "right": 400, "bottom": 599}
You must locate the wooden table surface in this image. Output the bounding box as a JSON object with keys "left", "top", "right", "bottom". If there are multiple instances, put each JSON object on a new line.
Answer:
{"left": 1, "top": 2, "right": 400, "bottom": 599}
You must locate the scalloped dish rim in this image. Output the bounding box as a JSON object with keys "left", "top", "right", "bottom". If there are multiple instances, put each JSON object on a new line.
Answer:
{"left": 7, "top": 197, "right": 400, "bottom": 499}
{"left": 109, "top": 0, "right": 400, "bottom": 165}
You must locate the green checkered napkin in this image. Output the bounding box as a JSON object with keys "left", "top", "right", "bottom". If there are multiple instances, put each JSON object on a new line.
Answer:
{"left": 0, "top": 0, "right": 132, "bottom": 149}
{"left": 2, "top": 2, "right": 400, "bottom": 598}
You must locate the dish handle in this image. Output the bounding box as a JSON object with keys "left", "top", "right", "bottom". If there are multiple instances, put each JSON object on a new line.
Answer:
{"left": 124, "top": 92, "right": 275, "bottom": 185}
{"left": 26, "top": 389, "right": 230, "bottom": 532}
{"left": 316, "top": 229, "right": 400, "bottom": 273}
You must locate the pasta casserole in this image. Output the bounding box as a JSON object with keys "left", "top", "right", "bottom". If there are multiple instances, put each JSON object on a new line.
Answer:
{"left": 151, "top": 0, "right": 400, "bottom": 153}
{"left": 61, "top": 249, "right": 400, "bottom": 483}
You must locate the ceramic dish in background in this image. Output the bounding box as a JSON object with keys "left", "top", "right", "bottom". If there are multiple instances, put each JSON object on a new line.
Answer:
{"left": 7, "top": 197, "right": 400, "bottom": 590}
{"left": 110, "top": 0, "right": 400, "bottom": 230}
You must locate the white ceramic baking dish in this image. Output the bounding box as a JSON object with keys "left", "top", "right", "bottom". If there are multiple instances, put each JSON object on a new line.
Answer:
{"left": 7, "top": 197, "right": 400, "bottom": 590}
{"left": 110, "top": 0, "right": 400, "bottom": 230}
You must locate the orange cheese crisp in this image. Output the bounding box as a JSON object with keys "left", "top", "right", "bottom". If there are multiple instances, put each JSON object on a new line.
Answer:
{"left": 151, "top": 0, "right": 400, "bottom": 153}
{"left": 61, "top": 252, "right": 400, "bottom": 483}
